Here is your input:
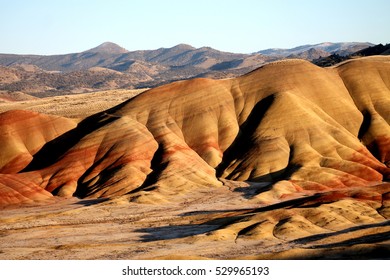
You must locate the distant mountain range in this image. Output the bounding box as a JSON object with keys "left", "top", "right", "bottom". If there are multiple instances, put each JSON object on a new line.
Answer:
{"left": 257, "top": 42, "right": 374, "bottom": 57}
{"left": 313, "top": 43, "right": 390, "bottom": 66}
{"left": 0, "top": 42, "right": 374, "bottom": 72}
{"left": 0, "top": 42, "right": 262, "bottom": 73}
{"left": 0, "top": 41, "right": 386, "bottom": 97}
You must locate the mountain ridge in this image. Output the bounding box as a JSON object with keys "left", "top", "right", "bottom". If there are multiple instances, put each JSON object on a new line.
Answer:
{"left": 0, "top": 41, "right": 373, "bottom": 71}
{"left": 257, "top": 42, "right": 374, "bottom": 56}
{"left": 0, "top": 42, "right": 382, "bottom": 96}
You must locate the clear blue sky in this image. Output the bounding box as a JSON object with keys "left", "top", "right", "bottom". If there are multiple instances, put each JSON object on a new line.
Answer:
{"left": 0, "top": 0, "right": 389, "bottom": 54}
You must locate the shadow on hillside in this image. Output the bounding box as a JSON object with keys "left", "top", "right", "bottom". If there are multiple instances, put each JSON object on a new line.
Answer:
{"left": 135, "top": 224, "right": 220, "bottom": 242}
{"left": 72, "top": 197, "right": 109, "bottom": 206}
{"left": 21, "top": 90, "right": 145, "bottom": 172}
{"left": 135, "top": 215, "right": 247, "bottom": 242}
{"left": 216, "top": 94, "right": 302, "bottom": 189}
{"left": 291, "top": 220, "right": 390, "bottom": 246}
{"left": 216, "top": 95, "right": 275, "bottom": 178}
{"left": 21, "top": 112, "right": 120, "bottom": 171}
{"left": 136, "top": 194, "right": 323, "bottom": 242}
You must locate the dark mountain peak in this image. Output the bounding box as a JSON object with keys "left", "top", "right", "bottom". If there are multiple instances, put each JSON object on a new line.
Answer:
{"left": 85, "top": 42, "right": 129, "bottom": 54}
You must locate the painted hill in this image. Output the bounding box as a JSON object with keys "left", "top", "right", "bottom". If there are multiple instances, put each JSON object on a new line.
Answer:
{"left": 0, "top": 56, "right": 389, "bottom": 205}
{"left": 0, "top": 56, "right": 389, "bottom": 260}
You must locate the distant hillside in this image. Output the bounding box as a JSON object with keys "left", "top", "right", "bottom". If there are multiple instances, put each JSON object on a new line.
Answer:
{"left": 0, "top": 42, "right": 265, "bottom": 73}
{"left": 0, "top": 42, "right": 372, "bottom": 72}
{"left": 0, "top": 43, "right": 270, "bottom": 95}
{"left": 286, "top": 48, "right": 330, "bottom": 60}
{"left": 0, "top": 42, "right": 376, "bottom": 96}
{"left": 0, "top": 65, "right": 135, "bottom": 97}
{"left": 257, "top": 42, "right": 373, "bottom": 57}
{"left": 313, "top": 43, "right": 390, "bottom": 67}
{"left": 353, "top": 43, "right": 390, "bottom": 56}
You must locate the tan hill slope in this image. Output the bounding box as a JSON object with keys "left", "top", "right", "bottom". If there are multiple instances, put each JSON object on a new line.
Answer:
{"left": 0, "top": 56, "right": 389, "bottom": 205}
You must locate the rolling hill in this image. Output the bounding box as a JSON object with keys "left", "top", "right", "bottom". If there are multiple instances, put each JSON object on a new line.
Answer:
{"left": 2, "top": 56, "right": 389, "bottom": 204}
{"left": 0, "top": 56, "right": 389, "bottom": 259}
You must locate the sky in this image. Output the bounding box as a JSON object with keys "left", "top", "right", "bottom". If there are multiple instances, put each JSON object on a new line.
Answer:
{"left": 0, "top": 0, "right": 389, "bottom": 55}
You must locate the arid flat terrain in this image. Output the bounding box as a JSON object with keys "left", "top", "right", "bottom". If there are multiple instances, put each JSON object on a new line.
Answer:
{"left": 0, "top": 89, "right": 146, "bottom": 119}
{"left": 0, "top": 56, "right": 389, "bottom": 259}
{"left": 1, "top": 182, "right": 389, "bottom": 260}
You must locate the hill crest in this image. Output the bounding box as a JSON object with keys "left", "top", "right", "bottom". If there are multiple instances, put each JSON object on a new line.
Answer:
{"left": 85, "top": 42, "right": 129, "bottom": 54}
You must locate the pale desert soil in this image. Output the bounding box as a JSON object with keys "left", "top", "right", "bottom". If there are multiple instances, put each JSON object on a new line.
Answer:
{"left": 0, "top": 89, "right": 146, "bottom": 119}
{"left": 1, "top": 181, "right": 389, "bottom": 260}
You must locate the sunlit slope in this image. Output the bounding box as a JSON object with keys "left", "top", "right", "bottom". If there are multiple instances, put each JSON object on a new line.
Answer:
{"left": 0, "top": 56, "right": 389, "bottom": 205}
{"left": 0, "top": 110, "right": 76, "bottom": 204}
{"left": 337, "top": 57, "right": 390, "bottom": 165}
